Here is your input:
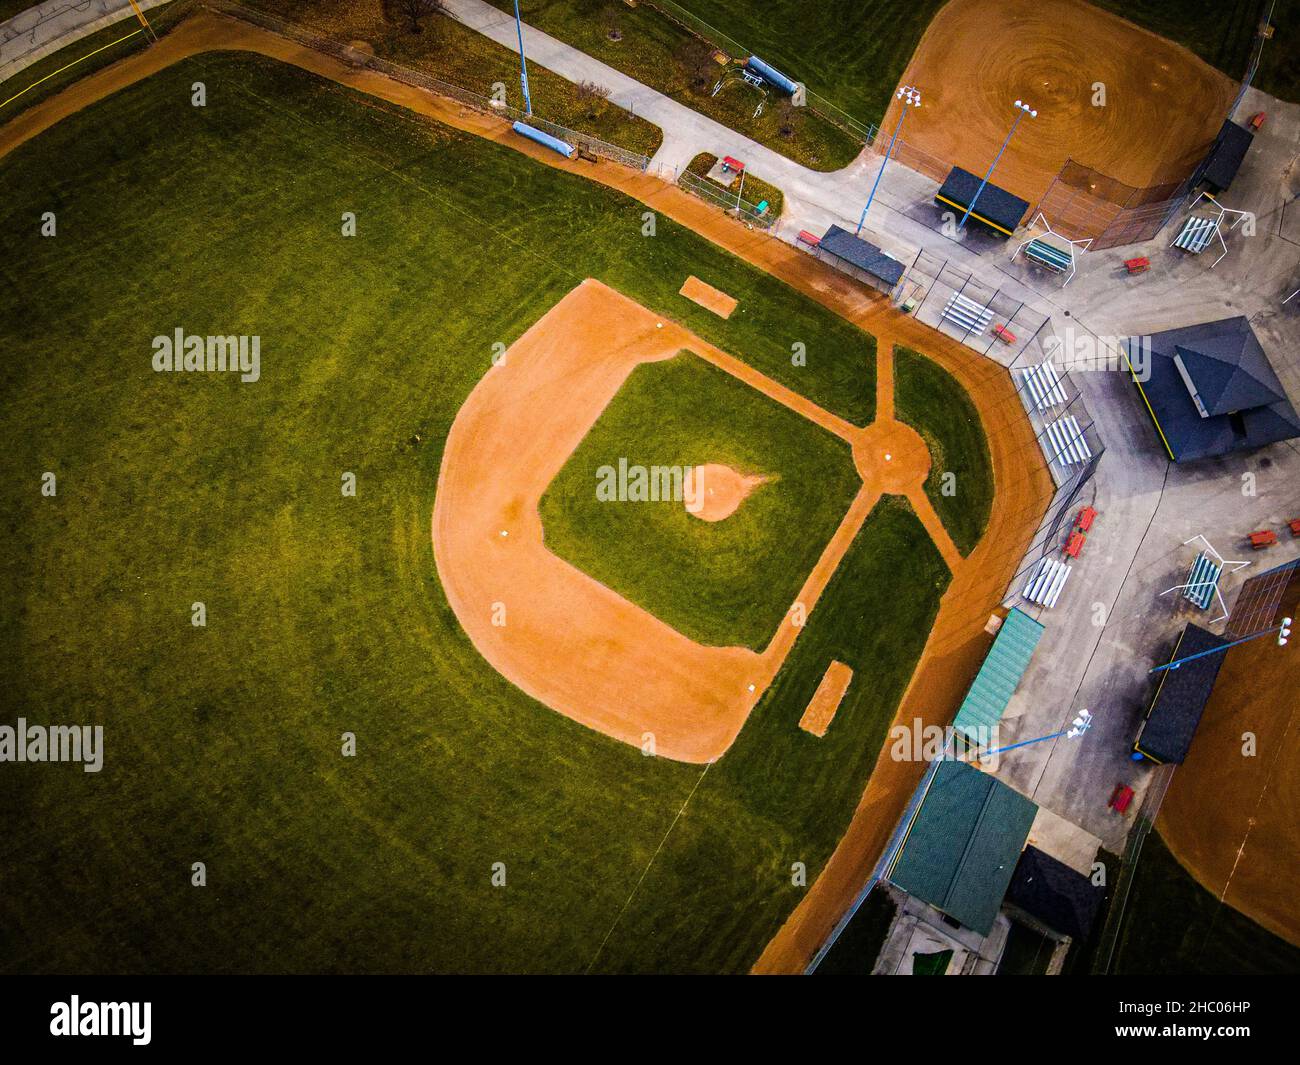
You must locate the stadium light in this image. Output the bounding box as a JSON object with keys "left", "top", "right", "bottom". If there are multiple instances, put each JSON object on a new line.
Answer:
{"left": 971, "top": 709, "right": 1092, "bottom": 759}
{"left": 959, "top": 99, "right": 1036, "bottom": 231}
{"left": 1280, "top": 617, "right": 1293, "bottom": 646}
{"left": 856, "top": 85, "right": 922, "bottom": 236}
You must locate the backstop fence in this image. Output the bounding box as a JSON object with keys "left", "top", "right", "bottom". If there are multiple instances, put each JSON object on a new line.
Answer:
{"left": 210, "top": 1, "right": 651, "bottom": 171}
{"left": 1031, "top": 158, "right": 1200, "bottom": 250}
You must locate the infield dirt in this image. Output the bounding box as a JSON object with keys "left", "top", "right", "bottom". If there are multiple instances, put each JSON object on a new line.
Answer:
{"left": 880, "top": 0, "right": 1237, "bottom": 203}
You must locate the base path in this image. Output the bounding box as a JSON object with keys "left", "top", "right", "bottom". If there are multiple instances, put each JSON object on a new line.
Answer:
{"left": 3, "top": 10, "right": 1053, "bottom": 971}
{"left": 881, "top": 0, "right": 1237, "bottom": 204}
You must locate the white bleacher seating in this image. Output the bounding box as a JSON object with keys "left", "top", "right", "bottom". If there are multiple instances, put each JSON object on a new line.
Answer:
{"left": 1173, "top": 216, "right": 1218, "bottom": 254}
{"left": 1044, "top": 415, "right": 1092, "bottom": 467}
{"left": 941, "top": 292, "right": 994, "bottom": 334}
{"left": 1021, "top": 361, "right": 1067, "bottom": 412}
{"left": 1023, "top": 556, "right": 1072, "bottom": 608}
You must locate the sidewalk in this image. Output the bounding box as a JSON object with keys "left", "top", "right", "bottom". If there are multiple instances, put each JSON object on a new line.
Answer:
{"left": 0, "top": 0, "right": 170, "bottom": 83}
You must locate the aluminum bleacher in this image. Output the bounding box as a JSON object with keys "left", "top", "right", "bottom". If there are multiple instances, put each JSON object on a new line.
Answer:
{"left": 1023, "top": 556, "right": 1072, "bottom": 608}
{"left": 1182, "top": 552, "right": 1222, "bottom": 611}
{"left": 1172, "top": 216, "right": 1218, "bottom": 254}
{"left": 1023, "top": 238, "right": 1072, "bottom": 273}
{"left": 1021, "top": 361, "right": 1067, "bottom": 411}
{"left": 941, "top": 292, "right": 994, "bottom": 334}
{"left": 1044, "top": 414, "right": 1092, "bottom": 467}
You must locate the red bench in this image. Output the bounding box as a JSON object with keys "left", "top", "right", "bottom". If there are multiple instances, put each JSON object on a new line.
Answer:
{"left": 1249, "top": 111, "right": 1266, "bottom": 131}
{"left": 1065, "top": 531, "right": 1086, "bottom": 558}
{"left": 721, "top": 155, "right": 746, "bottom": 174}
{"left": 1124, "top": 256, "right": 1149, "bottom": 275}
{"left": 1109, "top": 784, "right": 1134, "bottom": 813}
{"left": 993, "top": 324, "right": 1017, "bottom": 345}
{"left": 1077, "top": 505, "right": 1097, "bottom": 532}
{"left": 1289, "top": 518, "right": 1300, "bottom": 537}
{"left": 797, "top": 229, "right": 821, "bottom": 248}
{"left": 1250, "top": 530, "right": 1278, "bottom": 549}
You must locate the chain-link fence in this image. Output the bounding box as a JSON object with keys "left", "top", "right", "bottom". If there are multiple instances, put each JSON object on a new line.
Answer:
{"left": 209, "top": 0, "right": 650, "bottom": 171}
{"left": 1033, "top": 157, "right": 1199, "bottom": 250}
{"left": 675, "top": 166, "right": 777, "bottom": 229}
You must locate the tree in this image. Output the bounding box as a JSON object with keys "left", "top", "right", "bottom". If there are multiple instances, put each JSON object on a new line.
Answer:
{"left": 389, "top": 0, "right": 447, "bottom": 35}
{"left": 675, "top": 37, "right": 717, "bottom": 95}
{"left": 576, "top": 80, "right": 612, "bottom": 120}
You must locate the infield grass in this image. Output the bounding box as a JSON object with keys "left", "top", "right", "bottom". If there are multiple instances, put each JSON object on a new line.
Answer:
{"left": 539, "top": 354, "right": 860, "bottom": 650}
{"left": 1, "top": 52, "right": 936, "bottom": 973}
{"left": 893, "top": 347, "right": 993, "bottom": 556}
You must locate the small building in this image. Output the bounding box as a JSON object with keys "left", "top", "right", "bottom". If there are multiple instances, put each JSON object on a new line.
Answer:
{"left": 814, "top": 224, "right": 905, "bottom": 295}
{"left": 935, "top": 166, "right": 1029, "bottom": 238}
{"left": 1003, "top": 846, "right": 1104, "bottom": 942}
{"left": 1129, "top": 316, "right": 1300, "bottom": 462}
{"left": 885, "top": 760, "right": 1038, "bottom": 935}
{"left": 1199, "top": 120, "right": 1254, "bottom": 193}
{"left": 1133, "top": 622, "right": 1227, "bottom": 764}
{"left": 951, "top": 607, "right": 1044, "bottom": 751}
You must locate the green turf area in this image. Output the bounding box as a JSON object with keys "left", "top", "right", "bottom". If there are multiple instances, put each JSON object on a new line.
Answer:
{"left": 539, "top": 354, "right": 859, "bottom": 650}
{"left": 813, "top": 886, "right": 898, "bottom": 975}
{"left": 893, "top": 347, "right": 993, "bottom": 557}
{"left": 0, "top": 52, "right": 937, "bottom": 973}
{"left": 0, "top": 1, "right": 191, "bottom": 123}
{"left": 485, "top": 0, "right": 864, "bottom": 169}
{"left": 682, "top": 151, "right": 783, "bottom": 218}
{"left": 1109, "top": 833, "right": 1300, "bottom": 974}
{"left": 1089, "top": 1, "right": 1262, "bottom": 89}
{"left": 243, "top": 0, "right": 662, "bottom": 154}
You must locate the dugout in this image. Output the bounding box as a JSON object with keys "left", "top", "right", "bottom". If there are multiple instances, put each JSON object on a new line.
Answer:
{"left": 1199, "top": 120, "right": 1254, "bottom": 194}
{"left": 1133, "top": 622, "right": 1227, "bottom": 764}
{"left": 815, "top": 224, "right": 905, "bottom": 295}
{"left": 936, "top": 166, "right": 1029, "bottom": 238}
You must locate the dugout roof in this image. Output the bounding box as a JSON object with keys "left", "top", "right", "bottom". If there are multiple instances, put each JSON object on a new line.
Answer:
{"left": 887, "top": 760, "right": 1037, "bottom": 935}
{"left": 952, "top": 608, "right": 1044, "bottom": 746}
{"left": 818, "top": 225, "right": 905, "bottom": 286}
{"left": 1134, "top": 623, "right": 1227, "bottom": 764}
{"left": 1132, "top": 317, "right": 1300, "bottom": 462}
{"left": 1004, "top": 846, "right": 1104, "bottom": 940}
{"left": 1201, "top": 120, "right": 1254, "bottom": 192}
{"left": 936, "top": 166, "right": 1029, "bottom": 237}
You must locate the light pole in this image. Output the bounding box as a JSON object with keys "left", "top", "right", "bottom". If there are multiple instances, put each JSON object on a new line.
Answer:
{"left": 1149, "top": 617, "right": 1292, "bottom": 674}
{"left": 856, "top": 85, "right": 921, "bottom": 236}
{"left": 513, "top": 0, "right": 532, "bottom": 116}
{"left": 969, "top": 710, "right": 1092, "bottom": 761}
{"left": 959, "top": 99, "right": 1035, "bottom": 231}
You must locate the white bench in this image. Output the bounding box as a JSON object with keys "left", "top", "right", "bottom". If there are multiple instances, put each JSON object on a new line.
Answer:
{"left": 1173, "top": 216, "right": 1218, "bottom": 254}
{"left": 1023, "top": 556, "right": 1071, "bottom": 608}
{"left": 1044, "top": 415, "right": 1092, "bottom": 467}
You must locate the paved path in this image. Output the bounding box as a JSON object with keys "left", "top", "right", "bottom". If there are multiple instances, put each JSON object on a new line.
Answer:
{"left": 0, "top": 0, "right": 169, "bottom": 83}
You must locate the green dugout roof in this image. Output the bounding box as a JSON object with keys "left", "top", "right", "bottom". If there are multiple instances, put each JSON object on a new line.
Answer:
{"left": 952, "top": 608, "right": 1044, "bottom": 745}
{"left": 886, "top": 760, "right": 1038, "bottom": 935}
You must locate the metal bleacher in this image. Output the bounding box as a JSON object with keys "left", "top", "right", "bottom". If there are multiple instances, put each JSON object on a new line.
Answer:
{"left": 1021, "top": 361, "right": 1067, "bottom": 412}
{"left": 1023, "top": 238, "right": 1071, "bottom": 273}
{"left": 1182, "top": 552, "right": 1222, "bottom": 611}
{"left": 1023, "top": 556, "right": 1072, "bottom": 608}
{"left": 941, "top": 292, "right": 995, "bottom": 335}
{"left": 1172, "top": 216, "right": 1218, "bottom": 255}
{"left": 1044, "top": 414, "right": 1092, "bottom": 467}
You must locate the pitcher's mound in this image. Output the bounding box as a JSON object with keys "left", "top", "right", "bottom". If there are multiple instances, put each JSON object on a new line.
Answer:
{"left": 687, "top": 463, "right": 766, "bottom": 522}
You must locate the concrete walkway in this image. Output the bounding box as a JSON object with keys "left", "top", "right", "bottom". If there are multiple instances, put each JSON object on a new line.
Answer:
{"left": 0, "top": 0, "right": 169, "bottom": 83}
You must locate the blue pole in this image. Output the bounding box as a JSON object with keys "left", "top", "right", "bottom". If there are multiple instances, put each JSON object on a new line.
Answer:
{"left": 514, "top": 0, "right": 532, "bottom": 116}
{"left": 856, "top": 101, "right": 910, "bottom": 236}
{"left": 959, "top": 107, "right": 1025, "bottom": 231}
{"left": 977, "top": 729, "right": 1069, "bottom": 758}
{"left": 1149, "top": 623, "right": 1288, "bottom": 674}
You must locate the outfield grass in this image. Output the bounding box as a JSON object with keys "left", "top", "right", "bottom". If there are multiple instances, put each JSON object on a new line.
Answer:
{"left": 539, "top": 354, "right": 860, "bottom": 650}
{"left": 0, "top": 52, "right": 936, "bottom": 973}
{"left": 1111, "top": 833, "right": 1300, "bottom": 975}
{"left": 487, "top": 0, "right": 865, "bottom": 169}
{"left": 893, "top": 347, "right": 993, "bottom": 557}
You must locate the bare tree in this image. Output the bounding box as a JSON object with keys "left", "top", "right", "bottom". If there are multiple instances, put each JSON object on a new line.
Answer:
{"left": 390, "top": 0, "right": 447, "bottom": 35}
{"left": 675, "top": 37, "right": 716, "bottom": 95}
{"left": 576, "top": 80, "right": 612, "bottom": 119}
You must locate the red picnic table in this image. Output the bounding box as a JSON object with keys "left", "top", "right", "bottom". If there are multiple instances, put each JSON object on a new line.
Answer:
{"left": 1124, "top": 257, "right": 1150, "bottom": 275}
{"left": 720, "top": 155, "right": 746, "bottom": 174}
{"left": 1250, "top": 530, "right": 1278, "bottom": 549}
{"left": 1065, "top": 531, "right": 1086, "bottom": 558}
{"left": 1110, "top": 784, "right": 1135, "bottom": 813}
{"left": 1077, "top": 505, "right": 1098, "bottom": 532}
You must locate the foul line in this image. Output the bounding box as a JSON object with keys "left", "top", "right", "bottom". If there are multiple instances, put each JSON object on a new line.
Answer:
{"left": 585, "top": 763, "right": 712, "bottom": 973}
{"left": 0, "top": 28, "right": 146, "bottom": 113}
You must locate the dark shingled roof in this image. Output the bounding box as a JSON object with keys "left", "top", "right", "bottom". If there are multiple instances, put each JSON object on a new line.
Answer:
{"left": 1005, "top": 846, "right": 1104, "bottom": 939}
{"left": 935, "top": 166, "right": 1029, "bottom": 236}
{"left": 1133, "top": 317, "right": 1300, "bottom": 462}
{"left": 1135, "top": 623, "right": 1227, "bottom": 764}
{"left": 1202, "top": 120, "right": 1254, "bottom": 192}
{"left": 818, "top": 225, "right": 905, "bottom": 286}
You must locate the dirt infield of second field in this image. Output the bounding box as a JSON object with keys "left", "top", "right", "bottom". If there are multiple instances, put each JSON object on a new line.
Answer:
{"left": 1156, "top": 568, "right": 1300, "bottom": 949}
{"left": 881, "top": 0, "right": 1238, "bottom": 204}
